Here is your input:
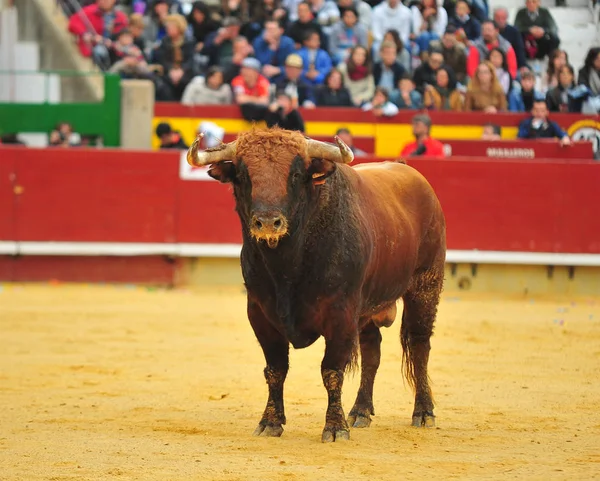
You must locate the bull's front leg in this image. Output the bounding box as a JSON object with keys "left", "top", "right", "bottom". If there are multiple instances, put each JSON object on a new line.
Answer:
{"left": 248, "top": 300, "right": 289, "bottom": 437}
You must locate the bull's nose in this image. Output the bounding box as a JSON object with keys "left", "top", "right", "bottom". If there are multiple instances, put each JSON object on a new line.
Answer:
{"left": 252, "top": 215, "right": 285, "bottom": 232}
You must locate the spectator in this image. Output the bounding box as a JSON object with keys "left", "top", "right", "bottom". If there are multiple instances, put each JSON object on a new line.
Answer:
{"left": 514, "top": 0, "right": 560, "bottom": 61}
{"left": 203, "top": 17, "right": 242, "bottom": 68}
{"left": 181, "top": 66, "right": 233, "bottom": 105}
{"left": 220, "top": 0, "right": 250, "bottom": 23}
{"left": 297, "top": 30, "right": 333, "bottom": 86}
{"left": 222, "top": 35, "right": 254, "bottom": 83}
{"left": 274, "top": 53, "right": 317, "bottom": 108}
{"left": 464, "top": 60, "right": 507, "bottom": 112}
{"left": 328, "top": 6, "right": 368, "bottom": 63}
{"left": 517, "top": 98, "right": 571, "bottom": 145}
{"left": 337, "top": 46, "right": 375, "bottom": 106}
{"left": 578, "top": 47, "right": 600, "bottom": 96}
{"left": 309, "top": 0, "right": 341, "bottom": 36}
{"left": 371, "top": 0, "right": 412, "bottom": 56}
{"left": 187, "top": 1, "right": 220, "bottom": 52}
{"left": 481, "top": 123, "right": 502, "bottom": 140}
{"left": 67, "top": 0, "right": 128, "bottom": 68}
{"left": 266, "top": 92, "right": 306, "bottom": 131}
{"left": 429, "top": 25, "right": 467, "bottom": 84}
{"left": 443, "top": 0, "right": 487, "bottom": 23}
{"left": 412, "top": 48, "right": 445, "bottom": 94}
{"left": 231, "top": 57, "right": 271, "bottom": 120}
{"left": 253, "top": 19, "right": 296, "bottom": 83}
{"left": 155, "top": 122, "right": 189, "bottom": 149}
{"left": 373, "top": 41, "right": 406, "bottom": 91}
{"left": 487, "top": 47, "right": 511, "bottom": 94}
{"left": 153, "top": 14, "right": 196, "bottom": 101}
{"left": 336, "top": 127, "right": 367, "bottom": 156}
{"left": 493, "top": 7, "right": 527, "bottom": 69}
{"left": 49, "top": 122, "right": 81, "bottom": 147}
{"left": 390, "top": 73, "right": 423, "bottom": 109}
{"left": 315, "top": 68, "right": 354, "bottom": 106}
{"left": 399, "top": 113, "right": 445, "bottom": 158}
{"left": 410, "top": 0, "right": 448, "bottom": 54}
{"left": 544, "top": 49, "right": 569, "bottom": 92}
{"left": 362, "top": 87, "right": 399, "bottom": 116}
{"left": 546, "top": 65, "right": 585, "bottom": 113}
{"left": 423, "top": 65, "right": 463, "bottom": 111}
{"left": 129, "top": 13, "right": 148, "bottom": 58}
{"left": 337, "top": 0, "right": 373, "bottom": 31}
{"left": 287, "top": 2, "right": 327, "bottom": 49}
{"left": 144, "top": 0, "right": 171, "bottom": 47}
{"left": 467, "top": 20, "right": 517, "bottom": 81}
{"left": 0, "top": 134, "right": 26, "bottom": 146}
{"left": 383, "top": 30, "right": 411, "bottom": 73}
{"left": 108, "top": 29, "right": 145, "bottom": 67}
{"left": 249, "top": 0, "right": 288, "bottom": 40}
{"left": 449, "top": 0, "right": 481, "bottom": 42}
{"left": 508, "top": 68, "right": 541, "bottom": 112}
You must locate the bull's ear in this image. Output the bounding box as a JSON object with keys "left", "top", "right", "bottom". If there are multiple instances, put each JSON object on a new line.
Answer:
{"left": 208, "top": 162, "right": 236, "bottom": 183}
{"left": 308, "top": 158, "right": 336, "bottom": 186}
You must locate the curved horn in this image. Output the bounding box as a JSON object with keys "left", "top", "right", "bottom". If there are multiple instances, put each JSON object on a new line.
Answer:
{"left": 306, "top": 135, "right": 354, "bottom": 164}
{"left": 186, "top": 133, "right": 237, "bottom": 167}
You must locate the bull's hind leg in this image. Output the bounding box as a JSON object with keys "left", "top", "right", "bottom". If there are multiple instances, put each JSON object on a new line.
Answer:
{"left": 248, "top": 300, "right": 289, "bottom": 437}
{"left": 401, "top": 267, "right": 444, "bottom": 428}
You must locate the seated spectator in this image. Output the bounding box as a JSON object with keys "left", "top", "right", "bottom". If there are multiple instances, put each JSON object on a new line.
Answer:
{"left": 153, "top": 14, "right": 196, "bottom": 101}
{"left": 464, "top": 60, "right": 508, "bottom": 112}
{"left": 443, "top": 0, "right": 487, "bottom": 23}
{"left": 181, "top": 66, "right": 233, "bottom": 105}
{"left": 514, "top": 0, "right": 560, "bottom": 61}
{"left": 390, "top": 73, "right": 423, "bottom": 110}
{"left": 248, "top": 0, "right": 289, "bottom": 41}
{"left": 373, "top": 41, "right": 406, "bottom": 91}
{"left": 336, "top": 127, "right": 367, "bottom": 156}
{"left": 328, "top": 6, "right": 368, "bottom": 64}
{"left": 252, "top": 19, "right": 296, "bottom": 83}
{"left": 0, "top": 133, "right": 26, "bottom": 146}
{"left": 315, "top": 68, "right": 354, "bottom": 106}
{"left": 493, "top": 7, "right": 527, "bottom": 69}
{"left": 546, "top": 65, "right": 586, "bottom": 113}
{"left": 108, "top": 29, "right": 146, "bottom": 68}
{"left": 337, "top": 0, "right": 373, "bottom": 31}
{"left": 337, "top": 46, "right": 375, "bottom": 106}
{"left": 309, "top": 0, "right": 341, "bottom": 36}
{"left": 220, "top": 0, "right": 250, "bottom": 22}
{"left": 68, "top": 0, "right": 128, "bottom": 69}
{"left": 274, "top": 53, "right": 316, "bottom": 108}
{"left": 508, "top": 68, "right": 541, "bottom": 112}
{"left": 578, "top": 47, "right": 600, "bottom": 96}
{"left": 362, "top": 87, "right": 399, "bottom": 117}
{"left": 187, "top": 1, "right": 220, "bottom": 53}
{"left": 203, "top": 17, "right": 242, "bottom": 68}
{"left": 410, "top": 0, "right": 448, "bottom": 55}
{"left": 222, "top": 35, "right": 254, "bottom": 83}
{"left": 423, "top": 65, "right": 463, "bottom": 111}
{"left": 517, "top": 97, "right": 571, "bottom": 145}
{"left": 129, "top": 13, "right": 148, "bottom": 59}
{"left": 383, "top": 30, "right": 411, "bottom": 73}
{"left": 543, "top": 49, "right": 569, "bottom": 92}
{"left": 144, "top": 0, "right": 171, "bottom": 48}
{"left": 487, "top": 48, "right": 511, "bottom": 94}
{"left": 481, "top": 123, "right": 502, "bottom": 140}
{"left": 155, "top": 122, "right": 189, "bottom": 149}
{"left": 399, "top": 113, "right": 445, "bottom": 158}
{"left": 231, "top": 58, "right": 271, "bottom": 119}
{"left": 467, "top": 20, "right": 518, "bottom": 81}
{"left": 265, "top": 92, "right": 306, "bottom": 131}
{"left": 49, "top": 122, "right": 81, "bottom": 147}
{"left": 412, "top": 48, "right": 445, "bottom": 94}
{"left": 449, "top": 0, "right": 481, "bottom": 42}
{"left": 429, "top": 25, "right": 467, "bottom": 84}
{"left": 297, "top": 30, "right": 333, "bottom": 86}
{"left": 287, "top": 2, "right": 327, "bottom": 49}
{"left": 371, "top": 0, "right": 412, "bottom": 58}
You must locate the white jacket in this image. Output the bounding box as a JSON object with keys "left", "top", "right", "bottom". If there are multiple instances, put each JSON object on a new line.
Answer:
{"left": 371, "top": 2, "right": 412, "bottom": 45}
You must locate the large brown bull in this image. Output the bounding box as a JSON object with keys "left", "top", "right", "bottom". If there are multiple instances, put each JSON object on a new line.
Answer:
{"left": 187, "top": 127, "right": 446, "bottom": 442}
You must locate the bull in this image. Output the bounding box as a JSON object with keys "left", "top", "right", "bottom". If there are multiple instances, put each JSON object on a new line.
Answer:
{"left": 187, "top": 127, "right": 446, "bottom": 443}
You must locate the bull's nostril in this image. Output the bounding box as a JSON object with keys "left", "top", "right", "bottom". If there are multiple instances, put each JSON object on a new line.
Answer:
{"left": 255, "top": 220, "right": 263, "bottom": 229}
{"left": 273, "top": 219, "right": 282, "bottom": 229}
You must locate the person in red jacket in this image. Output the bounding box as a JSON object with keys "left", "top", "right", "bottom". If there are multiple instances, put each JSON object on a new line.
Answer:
{"left": 467, "top": 20, "right": 517, "bottom": 80}
{"left": 399, "top": 113, "right": 446, "bottom": 158}
{"left": 68, "top": 0, "right": 128, "bottom": 68}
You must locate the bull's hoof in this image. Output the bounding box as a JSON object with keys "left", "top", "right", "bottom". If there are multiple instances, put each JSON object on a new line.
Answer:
{"left": 321, "top": 427, "right": 350, "bottom": 443}
{"left": 253, "top": 423, "right": 284, "bottom": 437}
{"left": 347, "top": 413, "right": 372, "bottom": 428}
{"left": 411, "top": 412, "right": 435, "bottom": 428}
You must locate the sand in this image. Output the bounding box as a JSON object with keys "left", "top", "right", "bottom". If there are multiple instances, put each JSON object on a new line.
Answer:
{"left": 1, "top": 283, "right": 599, "bottom": 481}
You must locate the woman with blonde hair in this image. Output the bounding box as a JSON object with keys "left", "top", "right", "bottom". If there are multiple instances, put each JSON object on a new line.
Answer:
{"left": 464, "top": 60, "right": 507, "bottom": 113}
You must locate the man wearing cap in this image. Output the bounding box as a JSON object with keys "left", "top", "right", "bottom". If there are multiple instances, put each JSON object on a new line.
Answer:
{"left": 253, "top": 19, "right": 296, "bottom": 83}
{"left": 274, "top": 54, "right": 316, "bottom": 108}
{"left": 155, "top": 122, "right": 189, "bottom": 149}
{"left": 399, "top": 114, "right": 446, "bottom": 158}
{"left": 231, "top": 57, "right": 272, "bottom": 120}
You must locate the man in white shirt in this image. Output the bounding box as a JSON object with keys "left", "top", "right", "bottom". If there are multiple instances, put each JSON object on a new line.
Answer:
{"left": 371, "top": 0, "right": 412, "bottom": 59}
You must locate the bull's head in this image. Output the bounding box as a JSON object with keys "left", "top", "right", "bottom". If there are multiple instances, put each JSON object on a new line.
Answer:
{"left": 186, "top": 128, "right": 354, "bottom": 249}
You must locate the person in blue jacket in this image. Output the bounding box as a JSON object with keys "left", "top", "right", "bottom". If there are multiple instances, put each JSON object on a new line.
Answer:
{"left": 297, "top": 30, "right": 333, "bottom": 85}
{"left": 252, "top": 18, "right": 297, "bottom": 83}
{"left": 517, "top": 97, "right": 571, "bottom": 146}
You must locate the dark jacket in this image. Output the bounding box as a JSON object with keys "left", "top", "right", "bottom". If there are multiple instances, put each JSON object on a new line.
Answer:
{"left": 153, "top": 37, "right": 196, "bottom": 75}
{"left": 373, "top": 62, "right": 406, "bottom": 89}
{"left": 517, "top": 117, "right": 566, "bottom": 139}
{"left": 499, "top": 24, "right": 528, "bottom": 68}
{"left": 315, "top": 86, "right": 353, "bottom": 107}
{"left": 412, "top": 63, "right": 440, "bottom": 94}
{"left": 450, "top": 15, "right": 481, "bottom": 41}
{"left": 546, "top": 85, "right": 586, "bottom": 113}
{"left": 265, "top": 108, "right": 306, "bottom": 132}
{"left": 274, "top": 76, "right": 316, "bottom": 106}
{"left": 514, "top": 7, "right": 558, "bottom": 36}
{"left": 286, "top": 20, "right": 328, "bottom": 49}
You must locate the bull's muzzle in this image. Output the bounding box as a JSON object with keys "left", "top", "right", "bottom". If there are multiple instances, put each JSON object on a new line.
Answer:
{"left": 250, "top": 213, "right": 288, "bottom": 249}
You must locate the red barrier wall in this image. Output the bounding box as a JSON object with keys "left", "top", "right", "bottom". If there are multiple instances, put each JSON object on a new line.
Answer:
{"left": 442, "top": 139, "right": 594, "bottom": 159}
{"left": 1, "top": 146, "right": 600, "bottom": 255}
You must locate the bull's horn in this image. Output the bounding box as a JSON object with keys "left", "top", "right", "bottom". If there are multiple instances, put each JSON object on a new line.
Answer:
{"left": 306, "top": 136, "right": 354, "bottom": 164}
{"left": 186, "top": 133, "right": 237, "bottom": 167}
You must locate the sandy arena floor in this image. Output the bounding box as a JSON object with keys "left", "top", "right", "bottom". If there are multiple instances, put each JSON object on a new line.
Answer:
{"left": 1, "top": 284, "right": 599, "bottom": 480}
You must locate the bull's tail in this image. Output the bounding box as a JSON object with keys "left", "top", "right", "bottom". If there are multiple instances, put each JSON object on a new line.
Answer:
{"left": 400, "top": 308, "right": 417, "bottom": 392}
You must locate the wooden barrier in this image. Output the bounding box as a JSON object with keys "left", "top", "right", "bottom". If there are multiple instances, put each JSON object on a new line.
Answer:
{"left": 441, "top": 139, "right": 594, "bottom": 159}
